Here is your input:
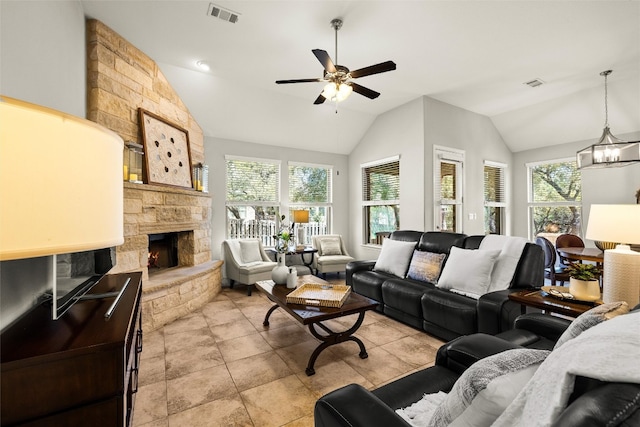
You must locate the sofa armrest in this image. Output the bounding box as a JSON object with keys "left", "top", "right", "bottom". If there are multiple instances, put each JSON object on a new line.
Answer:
{"left": 315, "top": 384, "right": 411, "bottom": 427}
{"left": 477, "top": 289, "right": 524, "bottom": 335}
{"left": 346, "top": 260, "right": 376, "bottom": 286}
{"left": 435, "top": 333, "right": 522, "bottom": 375}
{"left": 513, "top": 312, "right": 571, "bottom": 342}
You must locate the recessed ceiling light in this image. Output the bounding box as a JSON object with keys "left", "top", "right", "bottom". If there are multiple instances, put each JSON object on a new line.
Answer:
{"left": 196, "top": 61, "right": 210, "bottom": 72}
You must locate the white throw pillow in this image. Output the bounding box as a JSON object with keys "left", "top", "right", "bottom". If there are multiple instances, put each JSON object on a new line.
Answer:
{"left": 320, "top": 237, "right": 343, "bottom": 256}
{"left": 373, "top": 239, "right": 417, "bottom": 278}
{"left": 436, "top": 247, "right": 501, "bottom": 298}
{"left": 239, "top": 240, "right": 262, "bottom": 263}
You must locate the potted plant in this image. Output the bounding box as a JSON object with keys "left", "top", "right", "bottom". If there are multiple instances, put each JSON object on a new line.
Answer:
{"left": 271, "top": 215, "right": 293, "bottom": 284}
{"left": 566, "top": 263, "right": 602, "bottom": 301}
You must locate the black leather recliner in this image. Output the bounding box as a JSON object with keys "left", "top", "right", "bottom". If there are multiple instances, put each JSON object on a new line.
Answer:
{"left": 314, "top": 310, "right": 640, "bottom": 427}
{"left": 346, "top": 230, "right": 544, "bottom": 341}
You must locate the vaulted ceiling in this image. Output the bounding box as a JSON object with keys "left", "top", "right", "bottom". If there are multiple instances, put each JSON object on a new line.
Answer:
{"left": 81, "top": 1, "right": 640, "bottom": 155}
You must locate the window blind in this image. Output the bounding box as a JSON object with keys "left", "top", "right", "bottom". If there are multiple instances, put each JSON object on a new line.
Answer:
{"left": 225, "top": 157, "right": 280, "bottom": 203}
{"left": 362, "top": 159, "right": 400, "bottom": 202}
{"left": 484, "top": 163, "right": 506, "bottom": 206}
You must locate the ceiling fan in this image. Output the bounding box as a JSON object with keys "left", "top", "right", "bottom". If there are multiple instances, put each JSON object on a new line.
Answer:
{"left": 275, "top": 18, "right": 396, "bottom": 105}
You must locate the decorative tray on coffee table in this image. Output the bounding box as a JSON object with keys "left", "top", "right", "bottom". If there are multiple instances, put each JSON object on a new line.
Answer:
{"left": 286, "top": 284, "right": 351, "bottom": 308}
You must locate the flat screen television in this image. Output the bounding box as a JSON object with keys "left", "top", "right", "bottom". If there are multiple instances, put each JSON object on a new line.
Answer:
{"left": 53, "top": 247, "right": 117, "bottom": 319}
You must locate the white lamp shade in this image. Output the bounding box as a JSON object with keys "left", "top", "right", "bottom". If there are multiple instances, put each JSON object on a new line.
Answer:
{"left": 0, "top": 96, "right": 124, "bottom": 261}
{"left": 586, "top": 204, "right": 640, "bottom": 245}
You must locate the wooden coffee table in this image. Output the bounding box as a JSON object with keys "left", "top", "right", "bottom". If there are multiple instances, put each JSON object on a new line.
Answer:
{"left": 509, "top": 288, "right": 601, "bottom": 318}
{"left": 255, "top": 275, "right": 378, "bottom": 376}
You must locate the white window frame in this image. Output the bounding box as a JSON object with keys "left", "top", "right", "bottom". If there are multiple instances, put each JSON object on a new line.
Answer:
{"left": 361, "top": 155, "right": 400, "bottom": 245}
{"left": 483, "top": 160, "right": 508, "bottom": 235}
{"left": 288, "top": 161, "right": 333, "bottom": 244}
{"left": 225, "top": 155, "right": 281, "bottom": 245}
{"left": 433, "top": 146, "right": 465, "bottom": 233}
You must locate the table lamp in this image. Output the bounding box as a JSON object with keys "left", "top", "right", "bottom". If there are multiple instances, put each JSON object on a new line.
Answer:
{"left": 585, "top": 204, "right": 640, "bottom": 306}
{"left": 0, "top": 96, "right": 124, "bottom": 324}
{"left": 293, "top": 209, "right": 310, "bottom": 249}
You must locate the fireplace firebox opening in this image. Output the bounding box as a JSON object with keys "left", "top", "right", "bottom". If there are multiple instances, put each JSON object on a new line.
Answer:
{"left": 148, "top": 233, "right": 179, "bottom": 272}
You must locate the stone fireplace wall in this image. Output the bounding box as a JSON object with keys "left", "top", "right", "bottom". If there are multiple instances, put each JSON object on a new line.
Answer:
{"left": 86, "top": 19, "right": 221, "bottom": 331}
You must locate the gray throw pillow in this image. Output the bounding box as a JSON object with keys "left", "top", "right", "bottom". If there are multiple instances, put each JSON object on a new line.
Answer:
{"left": 553, "top": 301, "right": 629, "bottom": 349}
{"left": 320, "top": 237, "right": 342, "bottom": 256}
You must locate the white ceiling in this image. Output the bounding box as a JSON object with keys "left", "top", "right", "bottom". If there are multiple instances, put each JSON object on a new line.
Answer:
{"left": 80, "top": 0, "right": 640, "bottom": 155}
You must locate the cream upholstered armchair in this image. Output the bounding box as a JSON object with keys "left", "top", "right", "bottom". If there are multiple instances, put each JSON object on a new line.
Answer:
{"left": 222, "top": 239, "right": 276, "bottom": 296}
{"left": 312, "top": 235, "right": 355, "bottom": 278}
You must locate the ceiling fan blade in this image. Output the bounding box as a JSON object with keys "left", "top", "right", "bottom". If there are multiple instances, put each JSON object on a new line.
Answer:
{"left": 275, "top": 78, "right": 324, "bottom": 84}
{"left": 350, "top": 61, "right": 396, "bottom": 79}
{"left": 313, "top": 94, "right": 327, "bottom": 105}
{"left": 312, "top": 49, "right": 337, "bottom": 74}
{"left": 350, "top": 82, "right": 380, "bottom": 99}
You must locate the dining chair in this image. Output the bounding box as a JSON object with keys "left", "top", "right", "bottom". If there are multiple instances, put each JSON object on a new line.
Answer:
{"left": 535, "top": 236, "right": 571, "bottom": 286}
{"left": 555, "top": 233, "right": 585, "bottom": 266}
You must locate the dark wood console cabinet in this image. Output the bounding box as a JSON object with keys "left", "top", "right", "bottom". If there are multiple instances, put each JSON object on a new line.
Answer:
{"left": 1, "top": 272, "right": 143, "bottom": 426}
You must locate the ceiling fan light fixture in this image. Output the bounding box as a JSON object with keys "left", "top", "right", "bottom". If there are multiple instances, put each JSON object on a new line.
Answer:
{"left": 321, "top": 82, "right": 352, "bottom": 102}
{"left": 577, "top": 70, "right": 640, "bottom": 169}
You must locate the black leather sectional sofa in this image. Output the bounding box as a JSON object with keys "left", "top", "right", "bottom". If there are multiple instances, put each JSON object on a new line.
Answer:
{"left": 346, "top": 230, "right": 544, "bottom": 341}
{"left": 315, "top": 308, "right": 640, "bottom": 427}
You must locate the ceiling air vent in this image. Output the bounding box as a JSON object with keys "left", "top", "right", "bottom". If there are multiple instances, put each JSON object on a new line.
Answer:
{"left": 524, "top": 78, "right": 544, "bottom": 88}
{"left": 207, "top": 3, "right": 240, "bottom": 24}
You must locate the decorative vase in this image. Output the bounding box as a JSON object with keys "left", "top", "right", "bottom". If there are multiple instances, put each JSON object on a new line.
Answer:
{"left": 287, "top": 267, "right": 298, "bottom": 289}
{"left": 569, "top": 277, "right": 601, "bottom": 301}
{"left": 271, "top": 252, "right": 288, "bottom": 285}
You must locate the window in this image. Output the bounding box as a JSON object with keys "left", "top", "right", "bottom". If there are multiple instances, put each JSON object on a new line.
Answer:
{"left": 362, "top": 156, "right": 400, "bottom": 245}
{"left": 225, "top": 155, "right": 281, "bottom": 245}
{"left": 527, "top": 158, "right": 582, "bottom": 240}
{"left": 434, "top": 146, "right": 464, "bottom": 233}
{"left": 484, "top": 161, "right": 507, "bottom": 234}
{"left": 288, "top": 162, "right": 332, "bottom": 245}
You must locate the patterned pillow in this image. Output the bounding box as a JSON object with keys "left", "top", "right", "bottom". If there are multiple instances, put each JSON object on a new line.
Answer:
{"left": 407, "top": 250, "right": 446, "bottom": 283}
{"left": 320, "top": 237, "right": 342, "bottom": 256}
{"left": 553, "top": 301, "right": 629, "bottom": 349}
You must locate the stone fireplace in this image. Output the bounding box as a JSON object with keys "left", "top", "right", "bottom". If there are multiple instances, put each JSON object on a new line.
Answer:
{"left": 86, "top": 19, "right": 222, "bottom": 332}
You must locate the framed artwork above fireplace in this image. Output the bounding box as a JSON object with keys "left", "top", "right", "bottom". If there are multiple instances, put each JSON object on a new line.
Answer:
{"left": 139, "top": 108, "right": 193, "bottom": 189}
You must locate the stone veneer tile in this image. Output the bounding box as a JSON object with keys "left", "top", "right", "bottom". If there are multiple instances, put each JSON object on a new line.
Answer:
{"left": 166, "top": 364, "right": 237, "bottom": 415}
{"left": 165, "top": 343, "right": 225, "bottom": 380}
{"left": 167, "top": 396, "right": 252, "bottom": 427}
{"left": 226, "top": 351, "right": 293, "bottom": 392}
{"left": 240, "top": 375, "right": 317, "bottom": 427}
{"left": 381, "top": 334, "right": 440, "bottom": 367}
{"left": 217, "top": 333, "right": 273, "bottom": 363}
{"left": 131, "top": 381, "right": 167, "bottom": 426}
{"left": 343, "top": 345, "right": 414, "bottom": 386}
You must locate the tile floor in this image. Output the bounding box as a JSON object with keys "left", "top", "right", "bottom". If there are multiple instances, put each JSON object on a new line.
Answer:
{"left": 132, "top": 277, "right": 445, "bottom": 427}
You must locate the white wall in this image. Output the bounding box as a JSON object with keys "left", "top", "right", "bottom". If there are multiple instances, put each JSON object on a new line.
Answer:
{"left": 348, "top": 97, "right": 425, "bottom": 261}
{"left": 0, "top": 0, "right": 86, "bottom": 329}
{"left": 512, "top": 131, "right": 640, "bottom": 244}
{"left": 204, "top": 137, "right": 349, "bottom": 263}
{"left": 423, "top": 97, "right": 513, "bottom": 236}
{"left": 0, "top": 0, "right": 86, "bottom": 116}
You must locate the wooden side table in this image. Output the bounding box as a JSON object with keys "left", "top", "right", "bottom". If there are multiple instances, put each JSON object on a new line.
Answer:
{"left": 509, "top": 289, "right": 601, "bottom": 318}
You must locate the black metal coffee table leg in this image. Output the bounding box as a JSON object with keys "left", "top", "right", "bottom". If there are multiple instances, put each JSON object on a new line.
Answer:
{"left": 304, "top": 311, "right": 368, "bottom": 376}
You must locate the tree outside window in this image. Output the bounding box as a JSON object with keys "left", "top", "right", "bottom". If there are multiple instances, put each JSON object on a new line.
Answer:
{"left": 528, "top": 158, "right": 582, "bottom": 239}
